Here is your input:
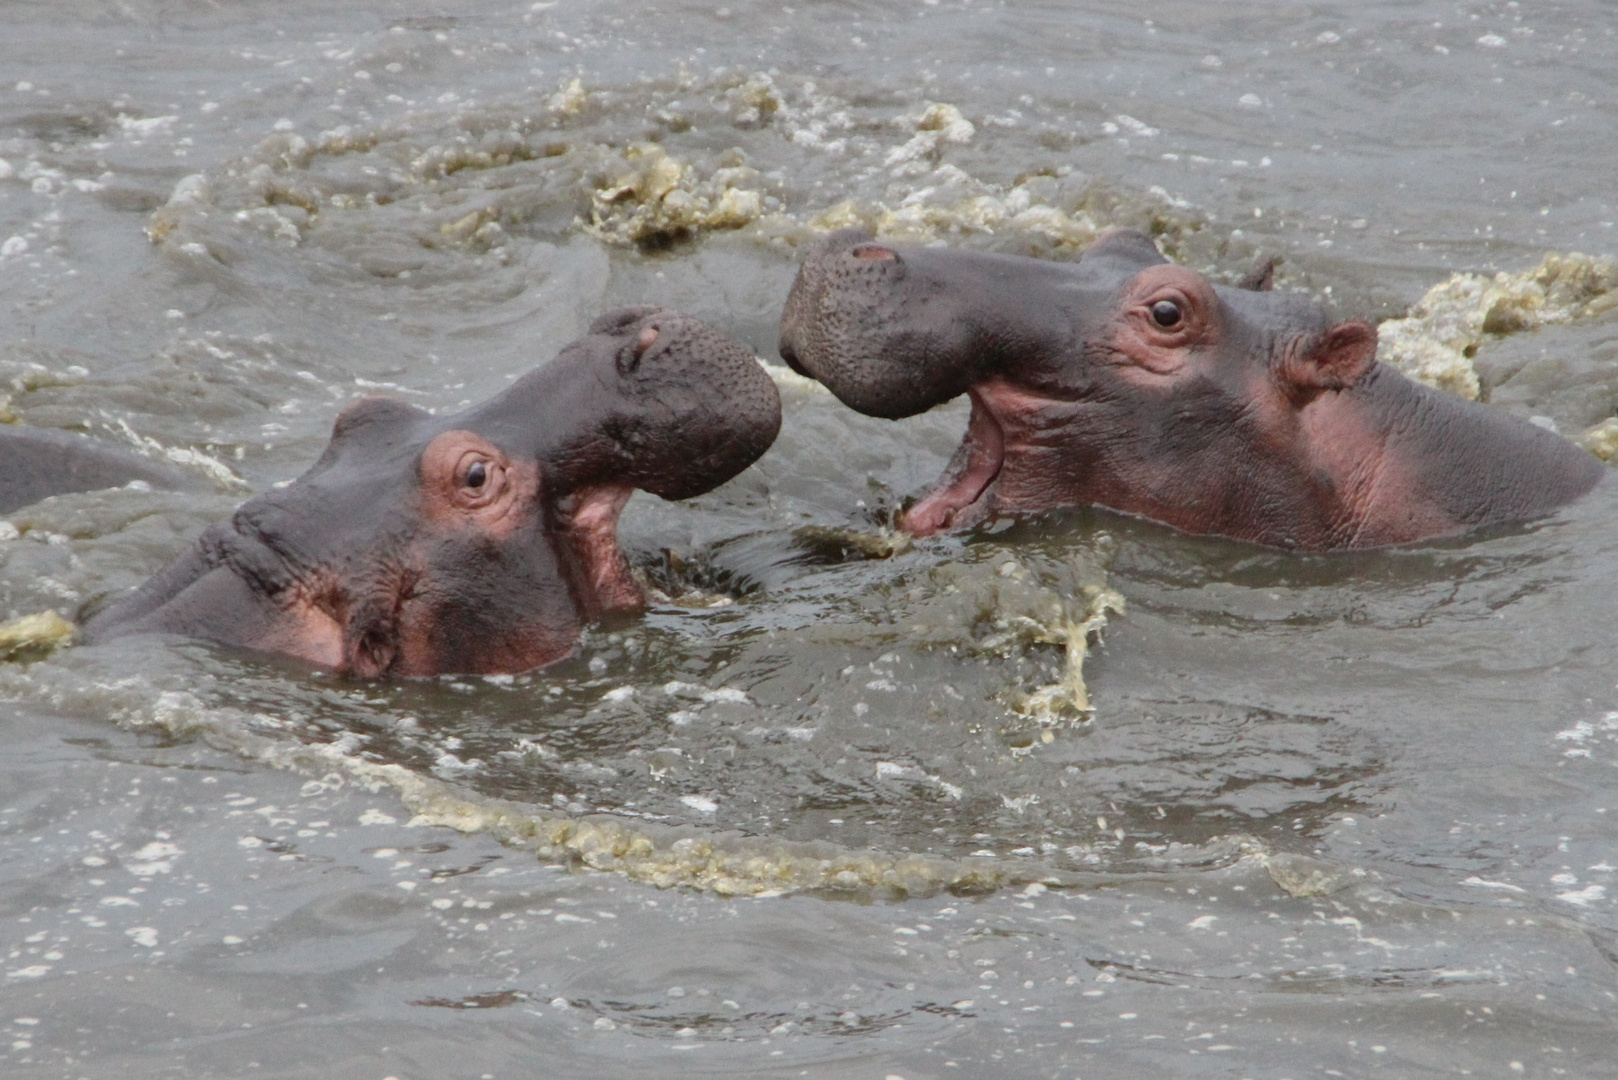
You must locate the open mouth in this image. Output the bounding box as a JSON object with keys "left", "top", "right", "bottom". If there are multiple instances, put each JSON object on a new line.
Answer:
{"left": 902, "top": 387, "right": 1006, "bottom": 536}
{"left": 553, "top": 484, "right": 645, "bottom": 617}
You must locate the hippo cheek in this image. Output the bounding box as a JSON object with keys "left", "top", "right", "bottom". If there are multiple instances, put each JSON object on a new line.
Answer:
{"left": 387, "top": 556, "right": 585, "bottom": 677}
{"left": 390, "top": 604, "right": 581, "bottom": 676}
{"left": 256, "top": 605, "right": 348, "bottom": 671}
{"left": 336, "top": 592, "right": 406, "bottom": 678}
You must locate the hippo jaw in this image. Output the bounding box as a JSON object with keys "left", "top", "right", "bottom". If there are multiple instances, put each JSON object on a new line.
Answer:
{"left": 904, "top": 386, "right": 1008, "bottom": 535}
{"left": 548, "top": 483, "right": 643, "bottom": 619}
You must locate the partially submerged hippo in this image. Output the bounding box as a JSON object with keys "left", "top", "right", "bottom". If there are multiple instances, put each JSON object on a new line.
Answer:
{"left": 0, "top": 426, "right": 205, "bottom": 513}
{"left": 780, "top": 228, "right": 1604, "bottom": 549}
{"left": 83, "top": 308, "right": 781, "bottom": 675}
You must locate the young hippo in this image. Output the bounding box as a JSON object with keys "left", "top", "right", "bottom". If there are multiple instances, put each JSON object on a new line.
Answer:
{"left": 83, "top": 307, "right": 781, "bottom": 675}
{"left": 779, "top": 228, "right": 1604, "bottom": 549}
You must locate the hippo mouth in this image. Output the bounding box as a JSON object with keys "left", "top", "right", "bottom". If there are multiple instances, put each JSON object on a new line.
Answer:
{"left": 902, "top": 387, "right": 1007, "bottom": 536}
{"left": 552, "top": 484, "right": 647, "bottom": 617}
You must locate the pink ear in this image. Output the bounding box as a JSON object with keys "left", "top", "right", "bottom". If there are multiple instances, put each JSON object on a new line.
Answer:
{"left": 1280, "top": 319, "right": 1378, "bottom": 392}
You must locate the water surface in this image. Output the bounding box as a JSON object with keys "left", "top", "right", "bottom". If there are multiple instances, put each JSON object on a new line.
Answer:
{"left": 3, "top": 1, "right": 1618, "bottom": 1075}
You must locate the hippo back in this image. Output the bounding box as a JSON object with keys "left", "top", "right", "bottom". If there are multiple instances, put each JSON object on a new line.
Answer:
{"left": 0, "top": 427, "right": 203, "bottom": 513}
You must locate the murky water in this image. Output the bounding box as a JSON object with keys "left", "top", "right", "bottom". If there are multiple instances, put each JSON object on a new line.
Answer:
{"left": 3, "top": 0, "right": 1618, "bottom": 1075}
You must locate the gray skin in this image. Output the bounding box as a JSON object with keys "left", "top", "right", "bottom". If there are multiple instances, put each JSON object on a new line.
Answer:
{"left": 83, "top": 307, "right": 782, "bottom": 676}
{"left": 780, "top": 228, "right": 1605, "bottom": 550}
{"left": 0, "top": 427, "right": 205, "bottom": 513}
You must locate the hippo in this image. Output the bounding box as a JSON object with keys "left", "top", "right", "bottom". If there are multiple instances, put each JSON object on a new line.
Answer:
{"left": 779, "top": 228, "right": 1604, "bottom": 550}
{"left": 0, "top": 426, "right": 205, "bottom": 513}
{"left": 83, "top": 307, "right": 781, "bottom": 675}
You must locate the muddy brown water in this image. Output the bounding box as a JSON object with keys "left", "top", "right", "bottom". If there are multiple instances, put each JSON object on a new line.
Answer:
{"left": 3, "top": 1, "right": 1618, "bottom": 1076}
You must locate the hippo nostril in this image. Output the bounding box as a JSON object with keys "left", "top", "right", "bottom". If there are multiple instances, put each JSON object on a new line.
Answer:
{"left": 616, "top": 326, "right": 661, "bottom": 375}
{"left": 851, "top": 244, "right": 897, "bottom": 262}
{"left": 779, "top": 340, "right": 811, "bottom": 378}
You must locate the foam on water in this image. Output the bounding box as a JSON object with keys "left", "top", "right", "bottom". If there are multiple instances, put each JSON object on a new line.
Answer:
{"left": 0, "top": 610, "right": 72, "bottom": 659}
{"left": 1378, "top": 250, "right": 1618, "bottom": 401}
{"left": 0, "top": 652, "right": 1271, "bottom": 901}
{"left": 138, "top": 72, "right": 1207, "bottom": 272}
{"left": 583, "top": 142, "right": 769, "bottom": 247}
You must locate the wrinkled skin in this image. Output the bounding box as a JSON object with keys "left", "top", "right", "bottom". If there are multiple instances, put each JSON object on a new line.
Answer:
{"left": 0, "top": 427, "right": 205, "bottom": 513}
{"left": 84, "top": 308, "right": 781, "bottom": 675}
{"left": 780, "top": 228, "right": 1604, "bottom": 549}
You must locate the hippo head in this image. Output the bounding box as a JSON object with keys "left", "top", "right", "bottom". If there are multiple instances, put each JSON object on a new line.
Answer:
{"left": 781, "top": 228, "right": 1394, "bottom": 545}
{"left": 86, "top": 307, "right": 782, "bottom": 675}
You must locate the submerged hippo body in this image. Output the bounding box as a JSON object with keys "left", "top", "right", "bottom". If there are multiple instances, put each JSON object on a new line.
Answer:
{"left": 0, "top": 427, "right": 205, "bottom": 513}
{"left": 84, "top": 308, "right": 781, "bottom": 676}
{"left": 780, "top": 228, "right": 1604, "bottom": 549}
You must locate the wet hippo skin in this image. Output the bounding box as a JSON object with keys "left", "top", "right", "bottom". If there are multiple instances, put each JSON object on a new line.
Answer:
{"left": 83, "top": 307, "right": 782, "bottom": 676}
{"left": 779, "top": 228, "right": 1605, "bottom": 550}
{"left": 0, "top": 426, "right": 206, "bottom": 513}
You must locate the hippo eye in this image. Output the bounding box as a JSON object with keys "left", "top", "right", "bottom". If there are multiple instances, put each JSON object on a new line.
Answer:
{"left": 1150, "top": 300, "right": 1183, "bottom": 328}
{"left": 426, "top": 433, "right": 512, "bottom": 513}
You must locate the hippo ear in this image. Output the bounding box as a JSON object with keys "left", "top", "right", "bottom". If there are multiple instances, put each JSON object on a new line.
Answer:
{"left": 1081, "top": 229, "right": 1169, "bottom": 269}
{"left": 1237, "top": 256, "right": 1279, "bottom": 292}
{"left": 331, "top": 396, "right": 430, "bottom": 441}
{"left": 1278, "top": 319, "right": 1379, "bottom": 393}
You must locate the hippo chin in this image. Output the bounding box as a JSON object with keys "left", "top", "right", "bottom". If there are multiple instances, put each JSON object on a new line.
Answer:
{"left": 780, "top": 228, "right": 1605, "bottom": 550}
{"left": 83, "top": 307, "right": 781, "bottom": 676}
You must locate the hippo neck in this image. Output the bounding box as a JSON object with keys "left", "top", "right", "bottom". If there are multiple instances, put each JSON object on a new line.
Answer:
{"left": 1290, "top": 369, "right": 1463, "bottom": 547}
{"left": 1029, "top": 364, "right": 1601, "bottom": 549}
{"left": 1298, "top": 363, "right": 1604, "bottom": 543}
{"left": 976, "top": 371, "right": 1446, "bottom": 548}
